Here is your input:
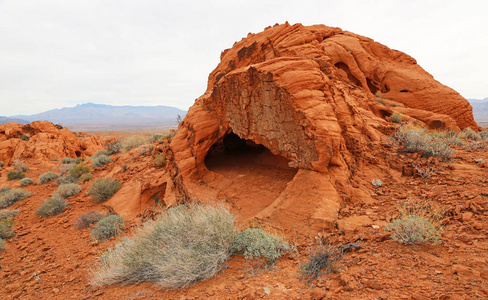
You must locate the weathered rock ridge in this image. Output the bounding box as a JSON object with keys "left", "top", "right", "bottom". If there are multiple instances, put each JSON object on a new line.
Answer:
{"left": 117, "top": 23, "right": 478, "bottom": 232}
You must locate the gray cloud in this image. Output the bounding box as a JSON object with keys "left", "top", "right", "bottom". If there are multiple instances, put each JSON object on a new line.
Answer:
{"left": 0, "top": 0, "right": 486, "bottom": 115}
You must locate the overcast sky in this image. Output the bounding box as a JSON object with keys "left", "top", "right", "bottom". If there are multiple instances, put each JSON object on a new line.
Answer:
{"left": 0, "top": 0, "right": 487, "bottom": 116}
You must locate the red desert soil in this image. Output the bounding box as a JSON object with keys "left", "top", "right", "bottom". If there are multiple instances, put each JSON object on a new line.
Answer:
{"left": 1, "top": 22, "right": 487, "bottom": 299}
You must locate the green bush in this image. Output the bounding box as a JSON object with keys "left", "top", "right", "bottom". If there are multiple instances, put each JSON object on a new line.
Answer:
{"left": 36, "top": 194, "right": 67, "bottom": 217}
{"left": 38, "top": 171, "right": 58, "bottom": 184}
{"left": 61, "top": 157, "right": 83, "bottom": 164}
{"left": 92, "top": 155, "right": 112, "bottom": 168}
{"left": 91, "top": 203, "right": 236, "bottom": 288}
{"left": 19, "top": 178, "right": 34, "bottom": 186}
{"left": 88, "top": 178, "right": 122, "bottom": 203}
{"left": 54, "top": 183, "right": 82, "bottom": 198}
{"left": 391, "top": 113, "right": 402, "bottom": 123}
{"left": 0, "top": 189, "right": 32, "bottom": 208}
{"left": 69, "top": 164, "right": 90, "bottom": 179}
{"left": 75, "top": 211, "right": 104, "bottom": 229}
{"left": 154, "top": 154, "right": 166, "bottom": 167}
{"left": 385, "top": 215, "right": 441, "bottom": 245}
{"left": 7, "top": 171, "right": 25, "bottom": 181}
{"left": 90, "top": 215, "right": 125, "bottom": 242}
{"left": 19, "top": 134, "right": 30, "bottom": 141}
{"left": 0, "top": 209, "right": 20, "bottom": 220}
{"left": 0, "top": 218, "right": 14, "bottom": 239}
{"left": 106, "top": 140, "right": 122, "bottom": 155}
{"left": 231, "top": 228, "right": 289, "bottom": 263}
{"left": 80, "top": 173, "right": 94, "bottom": 183}
{"left": 122, "top": 136, "right": 148, "bottom": 152}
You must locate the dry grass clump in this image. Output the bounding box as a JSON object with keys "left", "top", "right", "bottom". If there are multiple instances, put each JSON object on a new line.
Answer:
{"left": 106, "top": 140, "right": 122, "bottom": 155}
{"left": 69, "top": 164, "right": 91, "bottom": 179}
{"left": 0, "top": 218, "right": 14, "bottom": 239}
{"left": 149, "top": 134, "right": 165, "bottom": 143}
{"left": 385, "top": 200, "right": 444, "bottom": 245}
{"left": 92, "top": 155, "right": 112, "bottom": 168}
{"left": 88, "top": 178, "right": 122, "bottom": 203}
{"left": 80, "top": 173, "right": 94, "bottom": 183}
{"left": 231, "top": 228, "right": 289, "bottom": 264}
{"left": 122, "top": 135, "right": 148, "bottom": 152}
{"left": 91, "top": 203, "right": 236, "bottom": 288}
{"left": 54, "top": 183, "right": 82, "bottom": 198}
{"left": 61, "top": 157, "right": 83, "bottom": 164}
{"left": 13, "top": 160, "right": 28, "bottom": 172}
{"left": 154, "top": 154, "right": 166, "bottom": 167}
{"left": 0, "top": 189, "right": 32, "bottom": 208}
{"left": 36, "top": 194, "right": 67, "bottom": 217}
{"left": 90, "top": 215, "right": 125, "bottom": 242}
{"left": 0, "top": 209, "right": 20, "bottom": 220}
{"left": 0, "top": 238, "right": 5, "bottom": 251}
{"left": 391, "top": 112, "right": 402, "bottom": 123}
{"left": 7, "top": 171, "right": 25, "bottom": 181}
{"left": 75, "top": 211, "right": 104, "bottom": 229}
{"left": 19, "top": 177, "right": 34, "bottom": 186}
{"left": 38, "top": 171, "right": 58, "bottom": 184}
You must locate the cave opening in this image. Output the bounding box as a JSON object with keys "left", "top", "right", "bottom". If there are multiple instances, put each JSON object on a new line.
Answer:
{"left": 204, "top": 132, "right": 298, "bottom": 221}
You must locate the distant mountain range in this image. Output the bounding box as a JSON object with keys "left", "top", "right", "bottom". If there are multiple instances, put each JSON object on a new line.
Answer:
{"left": 468, "top": 98, "right": 488, "bottom": 123}
{"left": 1, "top": 103, "right": 187, "bottom": 131}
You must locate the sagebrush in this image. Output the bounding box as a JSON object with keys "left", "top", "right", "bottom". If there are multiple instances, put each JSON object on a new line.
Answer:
{"left": 54, "top": 183, "right": 82, "bottom": 198}
{"left": 88, "top": 178, "right": 122, "bottom": 203}
{"left": 0, "top": 189, "right": 32, "bottom": 208}
{"left": 75, "top": 211, "right": 104, "bottom": 229}
{"left": 36, "top": 195, "right": 67, "bottom": 217}
{"left": 231, "top": 228, "right": 289, "bottom": 263}
{"left": 90, "top": 215, "right": 125, "bottom": 241}
{"left": 38, "top": 171, "right": 58, "bottom": 184}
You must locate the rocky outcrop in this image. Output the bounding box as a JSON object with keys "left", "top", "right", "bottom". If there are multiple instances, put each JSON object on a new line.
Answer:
{"left": 0, "top": 121, "right": 104, "bottom": 163}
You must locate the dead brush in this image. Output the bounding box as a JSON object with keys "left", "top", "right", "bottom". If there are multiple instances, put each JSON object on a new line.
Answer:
{"left": 413, "top": 164, "right": 435, "bottom": 179}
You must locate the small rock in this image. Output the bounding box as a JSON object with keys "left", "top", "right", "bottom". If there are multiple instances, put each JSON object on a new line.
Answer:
{"left": 461, "top": 212, "right": 473, "bottom": 222}
{"left": 310, "top": 287, "right": 327, "bottom": 300}
{"left": 371, "top": 225, "right": 380, "bottom": 229}
{"left": 53, "top": 288, "right": 60, "bottom": 293}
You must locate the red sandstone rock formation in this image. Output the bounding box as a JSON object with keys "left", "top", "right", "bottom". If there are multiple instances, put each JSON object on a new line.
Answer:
{"left": 0, "top": 121, "right": 104, "bottom": 163}
{"left": 112, "top": 23, "right": 478, "bottom": 233}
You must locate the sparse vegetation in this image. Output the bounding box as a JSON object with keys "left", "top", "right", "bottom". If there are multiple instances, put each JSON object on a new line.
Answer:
{"left": 0, "top": 161, "right": 4, "bottom": 169}
{"left": 371, "top": 179, "right": 383, "bottom": 187}
{"left": 88, "top": 178, "right": 122, "bottom": 203}
{"left": 19, "top": 177, "right": 34, "bottom": 186}
{"left": 92, "top": 155, "right": 112, "bottom": 168}
{"left": 0, "top": 238, "right": 5, "bottom": 251}
{"left": 154, "top": 154, "right": 166, "bottom": 167}
{"left": 61, "top": 157, "right": 83, "bottom": 164}
{"left": 69, "top": 164, "right": 90, "bottom": 179}
{"left": 149, "top": 134, "right": 165, "bottom": 143}
{"left": 391, "top": 113, "right": 402, "bottom": 123}
{"left": 57, "top": 174, "right": 78, "bottom": 185}
{"left": 19, "top": 134, "right": 30, "bottom": 141}
{"left": 413, "top": 164, "right": 435, "bottom": 179}
{"left": 75, "top": 211, "right": 104, "bottom": 229}
{"left": 106, "top": 140, "right": 122, "bottom": 155}
{"left": 301, "top": 243, "right": 361, "bottom": 281}
{"left": 0, "top": 209, "right": 20, "bottom": 220}
{"left": 231, "top": 228, "right": 289, "bottom": 264}
{"left": 7, "top": 171, "right": 25, "bottom": 181}
{"left": 80, "top": 173, "right": 94, "bottom": 183}
{"left": 0, "top": 218, "right": 14, "bottom": 239}
{"left": 13, "top": 159, "right": 28, "bottom": 172}
{"left": 0, "top": 189, "right": 32, "bottom": 208}
{"left": 36, "top": 194, "right": 67, "bottom": 217}
{"left": 38, "top": 171, "right": 58, "bottom": 184}
{"left": 0, "top": 186, "right": 10, "bottom": 194}
{"left": 54, "top": 183, "right": 82, "bottom": 198}
{"left": 385, "top": 200, "right": 443, "bottom": 245}
{"left": 91, "top": 203, "right": 236, "bottom": 288}
{"left": 122, "top": 135, "right": 148, "bottom": 152}
{"left": 90, "top": 215, "right": 125, "bottom": 242}
{"left": 135, "top": 144, "right": 155, "bottom": 156}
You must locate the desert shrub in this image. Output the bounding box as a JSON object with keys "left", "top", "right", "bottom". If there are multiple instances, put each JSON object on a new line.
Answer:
{"left": 154, "top": 154, "right": 166, "bottom": 167}
{"left": 0, "top": 186, "right": 10, "bottom": 194}
{"left": 149, "top": 134, "right": 165, "bottom": 143}
{"left": 0, "top": 189, "right": 32, "bottom": 209}
{"left": 61, "top": 157, "right": 83, "bottom": 164}
{"left": 57, "top": 174, "right": 78, "bottom": 185}
{"left": 19, "top": 178, "right": 34, "bottom": 186}
{"left": 460, "top": 127, "right": 481, "bottom": 140}
{"left": 0, "top": 218, "right": 14, "bottom": 239}
{"left": 75, "top": 211, "right": 104, "bottom": 229}
{"left": 231, "top": 228, "right": 289, "bottom": 263}
{"left": 122, "top": 135, "right": 147, "bottom": 152}
{"left": 69, "top": 164, "right": 90, "bottom": 178}
{"left": 54, "top": 183, "right": 82, "bottom": 198}
{"left": 385, "top": 215, "right": 441, "bottom": 245}
{"left": 106, "top": 140, "right": 122, "bottom": 155}
{"left": 392, "top": 124, "right": 453, "bottom": 161}
{"left": 80, "top": 173, "right": 94, "bottom": 183}
{"left": 7, "top": 171, "right": 25, "bottom": 181}
{"left": 479, "top": 130, "right": 488, "bottom": 141}
{"left": 0, "top": 238, "right": 4, "bottom": 251}
{"left": 0, "top": 209, "right": 20, "bottom": 220}
{"left": 38, "top": 171, "right": 58, "bottom": 184}
{"left": 92, "top": 155, "right": 112, "bottom": 168}
{"left": 301, "top": 243, "right": 361, "bottom": 281}
{"left": 445, "top": 136, "right": 464, "bottom": 146}
{"left": 59, "top": 163, "right": 76, "bottom": 175}
{"left": 413, "top": 164, "right": 435, "bottom": 179}
{"left": 135, "top": 144, "right": 155, "bottom": 156}
{"left": 371, "top": 179, "right": 383, "bottom": 187}
{"left": 391, "top": 113, "right": 402, "bottom": 123}
{"left": 13, "top": 160, "right": 28, "bottom": 172}
{"left": 92, "top": 150, "right": 109, "bottom": 158}
{"left": 36, "top": 194, "right": 67, "bottom": 217}
{"left": 91, "top": 203, "right": 236, "bottom": 288}
{"left": 90, "top": 215, "right": 125, "bottom": 242}
{"left": 0, "top": 161, "right": 4, "bottom": 169}
{"left": 88, "top": 178, "right": 122, "bottom": 203}
{"left": 19, "top": 134, "right": 30, "bottom": 141}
